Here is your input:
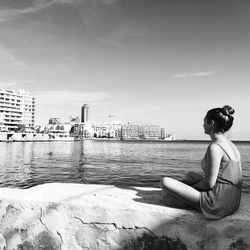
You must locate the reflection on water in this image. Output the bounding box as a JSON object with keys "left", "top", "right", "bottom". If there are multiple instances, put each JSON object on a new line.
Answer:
{"left": 0, "top": 140, "right": 249, "bottom": 194}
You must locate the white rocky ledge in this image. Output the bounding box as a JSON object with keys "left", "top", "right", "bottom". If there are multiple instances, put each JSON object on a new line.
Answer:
{"left": 0, "top": 183, "right": 249, "bottom": 250}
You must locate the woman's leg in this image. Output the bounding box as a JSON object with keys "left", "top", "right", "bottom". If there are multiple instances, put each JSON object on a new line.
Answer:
{"left": 181, "top": 171, "right": 204, "bottom": 185}
{"left": 161, "top": 190, "right": 192, "bottom": 209}
{"left": 161, "top": 177, "right": 201, "bottom": 210}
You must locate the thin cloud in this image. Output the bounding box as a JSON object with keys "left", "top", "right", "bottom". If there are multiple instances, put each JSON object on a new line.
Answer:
{"left": 0, "top": 0, "right": 78, "bottom": 22}
{"left": 98, "top": 0, "right": 121, "bottom": 4}
{"left": 0, "top": 0, "right": 120, "bottom": 22}
{"left": 0, "top": 5, "right": 41, "bottom": 22}
{"left": 0, "top": 48, "right": 28, "bottom": 70}
{"left": 173, "top": 71, "right": 216, "bottom": 79}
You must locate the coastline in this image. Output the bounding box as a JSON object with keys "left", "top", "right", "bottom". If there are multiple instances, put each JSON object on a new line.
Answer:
{"left": 0, "top": 132, "right": 249, "bottom": 143}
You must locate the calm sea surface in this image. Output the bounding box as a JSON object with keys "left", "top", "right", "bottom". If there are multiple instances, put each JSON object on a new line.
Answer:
{"left": 0, "top": 140, "right": 249, "bottom": 194}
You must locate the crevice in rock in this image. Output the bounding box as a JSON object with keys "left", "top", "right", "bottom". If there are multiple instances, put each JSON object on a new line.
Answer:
{"left": 56, "top": 231, "right": 63, "bottom": 250}
{"left": 39, "top": 208, "right": 55, "bottom": 237}
{"left": 57, "top": 231, "right": 63, "bottom": 244}
{"left": 73, "top": 216, "right": 118, "bottom": 229}
{"left": 39, "top": 208, "right": 62, "bottom": 249}
{"left": 19, "top": 204, "right": 25, "bottom": 210}
{"left": 73, "top": 216, "right": 158, "bottom": 238}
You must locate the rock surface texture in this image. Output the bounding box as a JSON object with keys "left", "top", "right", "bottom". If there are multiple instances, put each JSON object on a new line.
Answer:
{"left": 0, "top": 183, "right": 249, "bottom": 250}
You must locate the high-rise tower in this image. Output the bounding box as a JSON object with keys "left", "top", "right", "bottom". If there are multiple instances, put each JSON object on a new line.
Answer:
{"left": 81, "top": 104, "right": 89, "bottom": 123}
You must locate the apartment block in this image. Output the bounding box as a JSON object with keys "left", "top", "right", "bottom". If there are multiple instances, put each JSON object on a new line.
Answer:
{"left": 141, "top": 124, "right": 162, "bottom": 140}
{"left": 121, "top": 123, "right": 165, "bottom": 140}
{"left": 0, "top": 89, "right": 35, "bottom": 132}
{"left": 121, "top": 124, "right": 140, "bottom": 140}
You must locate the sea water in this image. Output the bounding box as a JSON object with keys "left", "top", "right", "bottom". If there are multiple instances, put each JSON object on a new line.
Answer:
{"left": 0, "top": 140, "right": 249, "bottom": 194}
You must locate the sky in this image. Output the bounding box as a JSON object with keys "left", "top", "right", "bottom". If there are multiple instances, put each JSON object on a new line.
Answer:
{"left": 0, "top": 0, "right": 250, "bottom": 140}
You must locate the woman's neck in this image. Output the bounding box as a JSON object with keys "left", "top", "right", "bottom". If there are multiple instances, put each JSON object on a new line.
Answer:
{"left": 210, "top": 132, "right": 228, "bottom": 142}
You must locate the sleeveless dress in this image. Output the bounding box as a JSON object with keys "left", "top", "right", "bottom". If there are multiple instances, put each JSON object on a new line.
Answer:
{"left": 200, "top": 144, "right": 242, "bottom": 219}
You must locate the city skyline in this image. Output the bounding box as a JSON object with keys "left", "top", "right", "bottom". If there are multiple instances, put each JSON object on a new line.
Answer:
{"left": 0, "top": 0, "right": 250, "bottom": 140}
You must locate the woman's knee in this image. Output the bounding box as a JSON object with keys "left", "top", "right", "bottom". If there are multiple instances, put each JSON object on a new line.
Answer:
{"left": 160, "top": 177, "right": 174, "bottom": 189}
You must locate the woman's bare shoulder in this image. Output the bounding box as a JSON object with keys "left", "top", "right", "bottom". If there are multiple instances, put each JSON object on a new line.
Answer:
{"left": 210, "top": 139, "right": 241, "bottom": 161}
{"left": 206, "top": 143, "right": 224, "bottom": 156}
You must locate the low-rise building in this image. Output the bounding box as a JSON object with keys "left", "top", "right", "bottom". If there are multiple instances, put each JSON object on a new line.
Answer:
{"left": 82, "top": 120, "right": 122, "bottom": 139}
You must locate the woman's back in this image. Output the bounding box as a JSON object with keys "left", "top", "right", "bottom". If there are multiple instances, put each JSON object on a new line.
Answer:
{"left": 200, "top": 139, "right": 242, "bottom": 219}
{"left": 213, "top": 139, "right": 241, "bottom": 162}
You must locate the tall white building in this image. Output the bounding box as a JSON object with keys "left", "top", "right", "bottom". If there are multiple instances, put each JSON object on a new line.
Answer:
{"left": 0, "top": 89, "right": 35, "bottom": 132}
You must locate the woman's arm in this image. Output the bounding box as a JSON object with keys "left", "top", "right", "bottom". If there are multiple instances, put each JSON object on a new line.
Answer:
{"left": 192, "top": 144, "right": 222, "bottom": 191}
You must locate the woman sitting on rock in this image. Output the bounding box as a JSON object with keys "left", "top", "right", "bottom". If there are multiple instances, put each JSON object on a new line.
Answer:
{"left": 161, "top": 105, "right": 242, "bottom": 219}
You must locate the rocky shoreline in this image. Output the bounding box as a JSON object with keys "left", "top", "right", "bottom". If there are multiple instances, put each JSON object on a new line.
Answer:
{"left": 0, "top": 183, "right": 249, "bottom": 249}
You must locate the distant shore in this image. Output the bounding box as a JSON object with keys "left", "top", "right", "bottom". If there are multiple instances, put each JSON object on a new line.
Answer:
{"left": 92, "top": 138, "right": 250, "bottom": 144}
{"left": 0, "top": 132, "right": 249, "bottom": 143}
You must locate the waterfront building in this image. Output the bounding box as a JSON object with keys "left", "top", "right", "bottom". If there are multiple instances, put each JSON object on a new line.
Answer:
{"left": 161, "top": 128, "right": 166, "bottom": 139}
{"left": 165, "top": 134, "right": 175, "bottom": 140}
{"left": 46, "top": 117, "right": 72, "bottom": 133}
{"left": 71, "top": 123, "right": 82, "bottom": 136}
{"left": 81, "top": 104, "right": 89, "bottom": 123}
{"left": 0, "top": 89, "right": 35, "bottom": 132}
{"left": 47, "top": 123, "right": 72, "bottom": 133}
{"left": 0, "top": 113, "right": 8, "bottom": 132}
{"left": 121, "top": 124, "right": 140, "bottom": 140}
{"left": 121, "top": 123, "right": 166, "bottom": 140}
{"left": 82, "top": 121, "right": 95, "bottom": 138}
{"left": 48, "top": 118, "right": 60, "bottom": 125}
{"left": 110, "top": 120, "right": 123, "bottom": 138}
{"left": 78, "top": 120, "right": 123, "bottom": 139}
{"left": 91, "top": 120, "right": 122, "bottom": 138}
{"left": 141, "top": 124, "right": 162, "bottom": 140}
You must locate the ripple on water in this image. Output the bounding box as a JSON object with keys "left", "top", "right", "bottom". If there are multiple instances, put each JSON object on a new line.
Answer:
{"left": 0, "top": 141, "right": 249, "bottom": 193}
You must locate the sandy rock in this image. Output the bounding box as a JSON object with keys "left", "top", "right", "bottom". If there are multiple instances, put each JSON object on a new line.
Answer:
{"left": 0, "top": 183, "right": 249, "bottom": 250}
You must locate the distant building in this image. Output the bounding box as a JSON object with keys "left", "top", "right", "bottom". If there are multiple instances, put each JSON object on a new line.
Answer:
{"left": 165, "top": 134, "right": 175, "bottom": 140}
{"left": 121, "top": 124, "right": 140, "bottom": 140}
{"left": 121, "top": 123, "right": 166, "bottom": 140}
{"left": 141, "top": 124, "right": 162, "bottom": 140}
{"left": 66, "top": 118, "right": 171, "bottom": 140}
{"left": 161, "top": 128, "right": 166, "bottom": 139}
{"left": 0, "top": 89, "right": 35, "bottom": 132}
{"left": 91, "top": 120, "right": 122, "bottom": 138}
{"left": 0, "top": 113, "right": 8, "bottom": 132}
{"left": 45, "top": 117, "right": 73, "bottom": 134}
{"left": 48, "top": 118, "right": 60, "bottom": 125}
{"left": 81, "top": 104, "right": 89, "bottom": 123}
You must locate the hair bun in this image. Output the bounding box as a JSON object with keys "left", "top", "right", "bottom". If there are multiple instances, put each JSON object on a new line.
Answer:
{"left": 222, "top": 105, "right": 235, "bottom": 116}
